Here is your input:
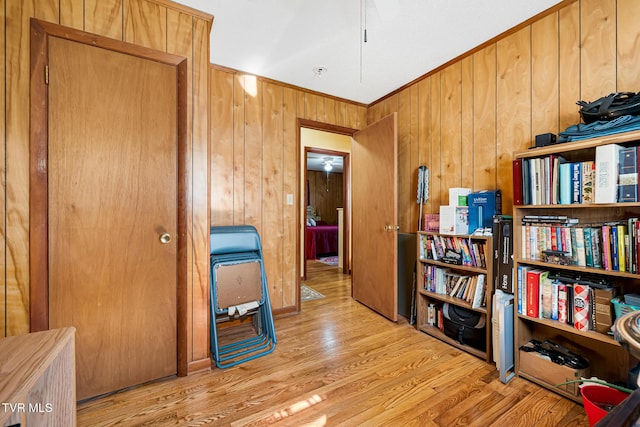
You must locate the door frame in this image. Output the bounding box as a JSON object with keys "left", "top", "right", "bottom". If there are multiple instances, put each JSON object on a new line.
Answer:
{"left": 297, "top": 120, "right": 356, "bottom": 299}
{"left": 302, "top": 146, "right": 350, "bottom": 279}
{"left": 29, "top": 18, "right": 189, "bottom": 376}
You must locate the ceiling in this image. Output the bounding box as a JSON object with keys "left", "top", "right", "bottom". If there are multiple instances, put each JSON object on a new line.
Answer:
{"left": 176, "top": 0, "right": 562, "bottom": 105}
{"left": 306, "top": 153, "right": 344, "bottom": 173}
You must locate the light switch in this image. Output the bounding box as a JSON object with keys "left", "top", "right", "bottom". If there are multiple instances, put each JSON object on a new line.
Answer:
{"left": 286, "top": 194, "right": 294, "bottom": 205}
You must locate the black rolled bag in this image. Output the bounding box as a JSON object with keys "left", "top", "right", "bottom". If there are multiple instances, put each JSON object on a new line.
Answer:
{"left": 577, "top": 91, "right": 640, "bottom": 123}
{"left": 442, "top": 303, "right": 486, "bottom": 351}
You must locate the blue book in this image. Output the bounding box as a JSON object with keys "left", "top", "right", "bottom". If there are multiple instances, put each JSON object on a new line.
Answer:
{"left": 559, "top": 163, "right": 572, "bottom": 205}
{"left": 571, "top": 162, "right": 582, "bottom": 203}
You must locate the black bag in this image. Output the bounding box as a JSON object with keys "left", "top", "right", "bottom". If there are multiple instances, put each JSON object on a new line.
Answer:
{"left": 577, "top": 92, "right": 640, "bottom": 124}
{"left": 442, "top": 303, "right": 486, "bottom": 351}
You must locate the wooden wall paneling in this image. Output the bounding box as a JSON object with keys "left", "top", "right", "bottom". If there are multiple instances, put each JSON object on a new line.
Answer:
{"left": 408, "top": 84, "right": 419, "bottom": 230}
{"left": 416, "top": 78, "right": 432, "bottom": 215}
{"left": 325, "top": 98, "right": 338, "bottom": 126}
{"left": 262, "top": 82, "right": 284, "bottom": 309}
{"left": 0, "top": 0, "right": 5, "bottom": 336}
{"left": 397, "top": 88, "right": 412, "bottom": 232}
{"left": 124, "top": 0, "right": 167, "bottom": 51}
{"left": 296, "top": 90, "right": 306, "bottom": 121}
{"left": 304, "top": 93, "right": 317, "bottom": 121}
{"left": 616, "top": 0, "right": 640, "bottom": 91}
{"left": 496, "top": 27, "right": 531, "bottom": 214}
{"left": 233, "top": 75, "right": 246, "bottom": 224}
{"left": 60, "top": 0, "right": 84, "bottom": 29}
{"left": 367, "top": 100, "right": 384, "bottom": 125}
{"left": 5, "top": 0, "right": 57, "bottom": 337}
{"left": 85, "top": 0, "right": 124, "bottom": 40}
{"left": 385, "top": 94, "right": 399, "bottom": 118}
{"left": 580, "top": 0, "right": 616, "bottom": 103}
{"left": 359, "top": 106, "right": 367, "bottom": 129}
{"left": 440, "top": 63, "right": 462, "bottom": 196}
{"left": 472, "top": 45, "right": 497, "bottom": 192}
{"left": 430, "top": 73, "right": 443, "bottom": 209}
{"left": 282, "top": 87, "right": 297, "bottom": 308}
{"left": 460, "top": 56, "right": 474, "bottom": 190}
{"left": 210, "top": 68, "right": 235, "bottom": 225}
{"left": 336, "top": 101, "right": 347, "bottom": 127}
{"left": 244, "top": 79, "right": 263, "bottom": 230}
{"left": 189, "top": 16, "right": 212, "bottom": 365}
{"left": 532, "top": 12, "right": 560, "bottom": 138}
{"left": 345, "top": 102, "right": 362, "bottom": 129}
{"left": 559, "top": 1, "right": 581, "bottom": 131}
{"left": 316, "top": 97, "right": 327, "bottom": 124}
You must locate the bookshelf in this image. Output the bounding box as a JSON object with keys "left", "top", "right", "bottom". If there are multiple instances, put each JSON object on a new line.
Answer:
{"left": 416, "top": 231, "right": 493, "bottom": 363}
{"left": 513, "top": 129, "right": 640, "bottom": 403}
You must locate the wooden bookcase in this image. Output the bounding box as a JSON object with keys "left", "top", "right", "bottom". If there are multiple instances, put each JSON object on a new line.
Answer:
{"left": 513, "top": 130, "right": 640, "bottom": 403}
{"left": 416, "top": 231, "right": 494, "bottom": 363}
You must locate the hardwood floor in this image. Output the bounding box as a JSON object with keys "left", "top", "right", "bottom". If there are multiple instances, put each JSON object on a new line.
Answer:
{"left": 77, "top": 261, "right": 589, "bottom": 426}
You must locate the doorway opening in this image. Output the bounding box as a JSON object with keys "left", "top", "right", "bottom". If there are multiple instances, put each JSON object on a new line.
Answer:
{"left": 298, "top": 121, "right": 356, "bottom": 288}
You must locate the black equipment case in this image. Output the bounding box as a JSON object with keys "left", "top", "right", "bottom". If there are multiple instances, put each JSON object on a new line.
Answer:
{"left": 442, "top": 303, "right": 487, "bottom": 351}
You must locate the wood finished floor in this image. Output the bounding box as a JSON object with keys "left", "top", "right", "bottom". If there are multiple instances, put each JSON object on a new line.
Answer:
{"left": 77, "top": 261, "right": 589, "bottom": 426}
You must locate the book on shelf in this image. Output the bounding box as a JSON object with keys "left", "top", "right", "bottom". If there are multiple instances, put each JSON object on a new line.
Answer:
{"left": 581, "top": 161, "right": 595, "bottom": 204}
{"left": 571, "top": 162, "right": 582, "bottom": 204}
{"left": 513, "top": 159, "right": 523, "bottom": 205}
{"left": 573, "top": 284, "right": 590, "bottom": 331}
{"left": 559, "top": 162, "right": 572, "bottom": 205}
{"left": 594, "top": 144, "right": 622, "bottom": 203}
{"left": 557, "top": 283, "right": 567, "bottom": 323}
{"left": 471, "top": 274, "right": 485, "bottom": 308}
{"left": 574, "top": 227, "right": 587, "bottom": 267}
{"left": 540, "top": 276, "right": 553, "bottom": 319}
{"left": 618, "top": 146, "right": 638, "bottom": 203}
{"left": 525, "top": 269, "right": 546, "bottom": 318}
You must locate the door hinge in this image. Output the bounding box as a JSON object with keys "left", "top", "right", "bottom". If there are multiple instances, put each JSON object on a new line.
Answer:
{"left": 45, "top": 65, "right": 49, "bottom": 85}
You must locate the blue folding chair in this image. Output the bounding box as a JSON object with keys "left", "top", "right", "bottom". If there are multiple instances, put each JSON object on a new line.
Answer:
{"left": 209, "top": 225, "right": 276, "bottom": 368}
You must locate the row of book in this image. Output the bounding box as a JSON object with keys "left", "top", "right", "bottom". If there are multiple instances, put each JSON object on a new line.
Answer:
{"left": 521, "top": 215, "right": 640, "bottom": 274}
{"left": 513, "top": 144, "right": 640, "bottom": 205}
{"left": 419, "top": 234, "right": 487, "bottom": 268}
{"left": 423, "top": 265, "right": 486, "bottom": 308}
{"left": 517, "top": 265, "right": 618, "bottom": 334}
{"left": 426, "top": 303, "right": 445, "bottom": 330}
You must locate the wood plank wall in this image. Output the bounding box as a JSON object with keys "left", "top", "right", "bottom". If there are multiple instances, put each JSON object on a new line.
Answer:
{"left": 1, "top": 0, "right": 212, "bottom": 370}
{"left": 307, "top": 170, "right": 344, "bottom": 225}
{"left": 210, "top": 65, "right": 367, "bottom": 310}
{"left": 368, "top": 0, "right": 640, "bottom": 233}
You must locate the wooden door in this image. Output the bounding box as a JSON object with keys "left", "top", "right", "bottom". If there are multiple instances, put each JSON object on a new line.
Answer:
{"left": 351, "top": 113, "right": 398, "bottom": 321}
{"left": 30, "top": 20, "right": 187, "bottom": 400}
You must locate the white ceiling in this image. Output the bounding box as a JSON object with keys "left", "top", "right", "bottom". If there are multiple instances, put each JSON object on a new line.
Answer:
{"left": 176, "top": 0, "right": 562, "bottom": 105}
{"left": 307, "top": 153, "right": 344, "bottom": 173}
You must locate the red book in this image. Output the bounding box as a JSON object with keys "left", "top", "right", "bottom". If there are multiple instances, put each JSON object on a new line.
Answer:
{"left": 602, "top": 225, "right": 611, "bottom": 270}
{"left": 526, "top": 269, "right": 543, "bottom": 318}
{"left": 550, "top": 227, "right": 558, "bottom": 251}
{"left": 513, "top": 159, "right": 523, "bottom": 205}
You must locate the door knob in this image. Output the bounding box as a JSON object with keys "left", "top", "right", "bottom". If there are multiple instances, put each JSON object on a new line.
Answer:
{"left": 159, "top": 233, "right": 172, "bottom": 244}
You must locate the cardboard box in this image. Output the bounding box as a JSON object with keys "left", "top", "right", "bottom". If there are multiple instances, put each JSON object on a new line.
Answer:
{"left": 449, "top": 188, "right": 471, "bottom": 206}
{"left": 519, "top": 348, "right": 589, "bottom": 396}
{"left": 492, "top": 215, "right": 513, "bottom": 293}
{"left": 439, "top": 205, "right": 469, "bottom": 235}
{"left": 468, "top": 190, "right": 502, "bottom": 232}
{"left": 594, "top": 287, "right": 620, "bottom": 334}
